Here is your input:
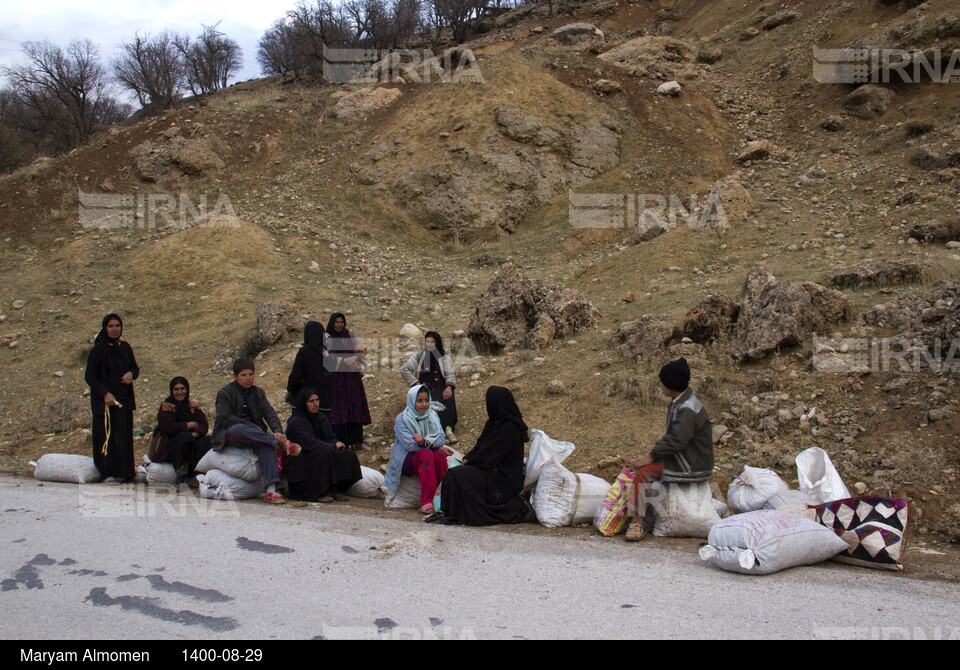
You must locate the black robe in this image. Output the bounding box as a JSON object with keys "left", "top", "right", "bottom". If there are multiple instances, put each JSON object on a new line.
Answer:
{"left": 84, "top": 330, "right": 139, "bottom": 480}
{"left": 440, "top": 386, "right": 529, "bottom": 526}
{"left": 284, "top": 411, "right": 362, "bottom": 501}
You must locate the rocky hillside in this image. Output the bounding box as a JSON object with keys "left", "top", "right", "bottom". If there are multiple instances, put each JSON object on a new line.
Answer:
{"left": 1, "top": 0, "right": 959, "bottom": 548}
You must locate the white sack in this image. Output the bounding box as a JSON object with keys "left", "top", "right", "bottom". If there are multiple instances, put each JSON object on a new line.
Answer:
{"left": 524, "top": 429, "right": 575, "bottom": 490}
{"left": 347, "top": 466, "right": 386, "bottom": 499}
{"left": 32, "top": 454, "right": 102, "bottom": 484}
{"left": 763, "top": 489, "right": 818, "bottom": 521}
{"left": 533, "top": 460, "right": 610, "bottom": 528}
{"left": 383, "top": 475, "right": 422, "bottom": 509}
{"left": 196, "top": 446, "right": 261, "bottom": 482}
{"left": 796, "top": 447, "right": 850, "bottom": 504}
{"left": 650, "top": 481, "right": 722, "bottom": 538}
{"left": 727, "top": 466, "right": 789, "bottom": 514}
{"left": 197, "top": 469, "right": 264, "bottom": 501}
{"left": 699, "top": 510, "right": 849, "bottom": 575}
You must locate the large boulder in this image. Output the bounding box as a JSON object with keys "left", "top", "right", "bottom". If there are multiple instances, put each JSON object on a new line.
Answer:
{"left": 829, "top": 259, "right": 923, "bottom": 289}
{"left": 332, "top": 87, "right": 402, "bottom": 122}
{"left": 33, "top": 394, "right": 89, "bottom": 433}
{"left": 681, "top": 292, "right": 740, "bottom": 343}
{"left": 256, "top": 301, "right": 304, "bottom": 347}
{"left": 732, "top": 268, "right": 852, "bottom": 362}
{"left": 598, "top": 36, "right": 697, "bottom": 82}
{"left": 551, "top": 23, "right": 603, "bottom": 45}
{"left": 909, "top": 218, "right": 960, "bottom": 243}
{"left": 611, "top": 315, "right": 680, "bottom": 361}
{"left": 171, "top": 139, "right": 224, "bottom": 176}
{"left": 467, "top": 263, "right": 599, "bottom": 352}
{"left": 842, "top": 84, "right": 894, "bottom": 119}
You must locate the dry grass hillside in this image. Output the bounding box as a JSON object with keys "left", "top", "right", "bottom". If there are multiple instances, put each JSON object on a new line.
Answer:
{"left": 1, "top": 0, "right": 960, "bottom": 562}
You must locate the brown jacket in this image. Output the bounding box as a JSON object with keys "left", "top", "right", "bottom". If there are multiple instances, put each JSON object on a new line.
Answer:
{"left": 148, "top": 400, "right": 209, "bottom": 462}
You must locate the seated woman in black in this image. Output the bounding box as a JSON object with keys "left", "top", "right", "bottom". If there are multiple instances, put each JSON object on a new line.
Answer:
{"left": 284, "top": 387, "right": 362, "bottom": 503}
{"left": 150, "top": 377, "right": 211, "bottom": 484}
{"left": 428, "top": 386, "right": 534, "bottom": 526}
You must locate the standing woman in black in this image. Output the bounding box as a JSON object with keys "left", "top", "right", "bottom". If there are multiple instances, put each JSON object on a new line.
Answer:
{"left": 84, "top": 314, "right": 139, "bottom": 483}
{"left": 286, "top": 321, "right": 333, "bottom": 420}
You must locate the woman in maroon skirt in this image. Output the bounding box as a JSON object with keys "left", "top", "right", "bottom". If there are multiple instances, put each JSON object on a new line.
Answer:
{"left": 325, "top": 312, "right": 371, "bottom": 451}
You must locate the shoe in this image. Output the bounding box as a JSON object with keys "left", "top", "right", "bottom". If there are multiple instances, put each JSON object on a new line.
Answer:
{"left": 357, "top": 443, "right": 371, "bottom": 452}
{"left": 446, "top": 431, "right": 458, "bottom": 444}
{"left": 316, "top": 495, "right": 334, "bottom": 504}
{"left": 103, "top": 476, "right": 120, "bottom": 486}
{"left": 425, "top": 512, "right": 452, "bottom": 525}
{"left": 332, "top": 492, "right": 349, "bottom": 501}
{"left": 286, "top": 442, "right": 302, "bottom": 457}
{"left": 264, "top": 491, "right": 285, "bottom": 504}
{"left": 419, "top": 504, "right": 435, "bottom": 515}
{"left": 624, "top": 524, "right": 647, "bottom": 542}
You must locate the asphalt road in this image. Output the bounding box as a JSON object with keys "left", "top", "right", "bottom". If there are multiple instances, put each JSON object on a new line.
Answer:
{"left": 2, "top": 476, "right": 958, "bottom": 640}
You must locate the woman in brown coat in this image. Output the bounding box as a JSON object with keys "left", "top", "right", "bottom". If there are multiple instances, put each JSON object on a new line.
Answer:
{"left": 149, "top": 377, "right": 211, "bottom": 483}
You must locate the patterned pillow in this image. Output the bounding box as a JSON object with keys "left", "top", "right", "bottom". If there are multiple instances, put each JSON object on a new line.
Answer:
{"left": 814, "top": 496, "right": 909, "bottom": 572}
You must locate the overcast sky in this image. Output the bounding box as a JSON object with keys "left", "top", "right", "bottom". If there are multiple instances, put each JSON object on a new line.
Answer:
{"left": 1, "top": 1, "right": 293, "bottom": 94}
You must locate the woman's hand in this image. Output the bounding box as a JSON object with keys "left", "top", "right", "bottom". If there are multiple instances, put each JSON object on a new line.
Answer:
{"left": 413, "top": 433, "right": 425, "bottom": 447}
{"left": 191, "top": 432, "right": 200, "bottom": 438}
{"left": 344, "top": 355, "right": 358, "bottom": 367}
{"left": 274, "top": 433, "right": 288, "bottom": 448}
{"left": 120, "top": 372, "right": 133, "bottom": 385}
{"left": 442, "top": 386, "right": 453, "bottom": 401}
{"left": 335, "top": 442, "right": 346, "bottom": 450}
{"left": 103, "top": 392, "right": 118, "bottom": 406}
{"left": 186, "top": 421, "right": 199, "bottom": 431}
{"left": 440, "top": 446, "right": 454, "bottom": 456}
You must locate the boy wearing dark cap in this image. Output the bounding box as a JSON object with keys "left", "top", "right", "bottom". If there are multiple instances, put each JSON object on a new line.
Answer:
{"left": 625, "top": 357, "right": 714, "bottom": 541}
{"left": 211, "top": 357, "right": 301, "bottom": 504}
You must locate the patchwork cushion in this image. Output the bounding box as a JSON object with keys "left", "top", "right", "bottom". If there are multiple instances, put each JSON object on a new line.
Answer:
{"left": 814, "top": 496, "right": 909, "bottom": 571}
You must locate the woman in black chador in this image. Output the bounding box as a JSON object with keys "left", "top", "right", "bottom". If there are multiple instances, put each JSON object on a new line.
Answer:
{"left": 84, "top": 314, "right": 139, "bottom": 483}
{"left": 430, "top": 386, "right": 533, "bottom": 526}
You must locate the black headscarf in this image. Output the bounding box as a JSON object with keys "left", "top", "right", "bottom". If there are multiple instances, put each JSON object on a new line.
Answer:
{"left": 93, "top": 313, "right": 134, "bottom": 376}
{"left": 424, "top": 331, "right": 445, "bottom": 357}
{"left": 480, "top": 386, "right": 528, "bottom": 443}
{"left": 325, "top": 312, "right": 349, "bottom": 338}
{"left": 95, "top": 313, "right": 123, "bottom": 344}
{"left": 303, "top": 320, "right": 327, "bottom": 356}
{"left": 164, "top": 377, "right": 192, "bottom": 422}
{"left": 423, "top": 331, "right": 445, "bottom": 373}
{"left": 292, "top": 387, "right": 323, "bottom": 438}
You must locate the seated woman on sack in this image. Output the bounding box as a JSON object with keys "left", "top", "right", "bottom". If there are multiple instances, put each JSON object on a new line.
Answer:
{"left": 385, "top": 384, "right": 452, "bottom": 514}
{"left": 149, "top": 376, "right": 212, "bottom": 485}
{"left": 284, "top": 387, "right": 363, "bottom": 503}
{"left": 400, "top": 331, "right": 458, "bottom": 444}
{"left": 427, "top": 386, "right": 535, "bottom": 526}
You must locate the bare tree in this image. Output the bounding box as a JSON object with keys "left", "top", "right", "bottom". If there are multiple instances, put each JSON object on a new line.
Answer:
{"left": 257, "top": 19, "right": 300, "bottom": 76}
{"left": 175, "top": 23, "right": 243, "bottom": 98}
{"left": 0, "top": 122, "right": 24, "bottom": 173}
{"left": 113, "top": 31, "right": 185, "bottom": 112}
{"left": 2, "top": 40, "right": 128, "bottom": 154}
{"left": 431, "top": 0, "right": 489, "bottom": 43}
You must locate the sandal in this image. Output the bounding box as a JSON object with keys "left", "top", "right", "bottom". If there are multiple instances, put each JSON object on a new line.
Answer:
{"left": 419, "top": 504, "right": 435, "bottom": 515}
{"left": 264, "top": 491, "right": 286, "bottom": 505}
{"left": 624, "top": 523, "right": 647, "bottom": 542}
{"left": 425, "top": 512, "right": 452, "bottom": 525}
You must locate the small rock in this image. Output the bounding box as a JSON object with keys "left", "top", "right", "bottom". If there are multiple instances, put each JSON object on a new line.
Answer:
{"left": 547, "top": 379, "right": 566, "bottom": 395}
{"left": 12, "top": 300, "right": 26, "bottom": 309}
{"left": 657, "top": 81, "right": 682, "bottom": 97}
{"left": 712, "top": 424, "right": 728, "bottom": 445}
{"left": 854, "top": 482, "right": 867, "bottom": 495}
{"left": 309, "top": 261, "right": 320, "bottom": 273}
{"left": 399, "top": 323, "right": 422, "bottom": 340}
{"left": 622, "top": 292, "right": 635, "bottom": 303}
